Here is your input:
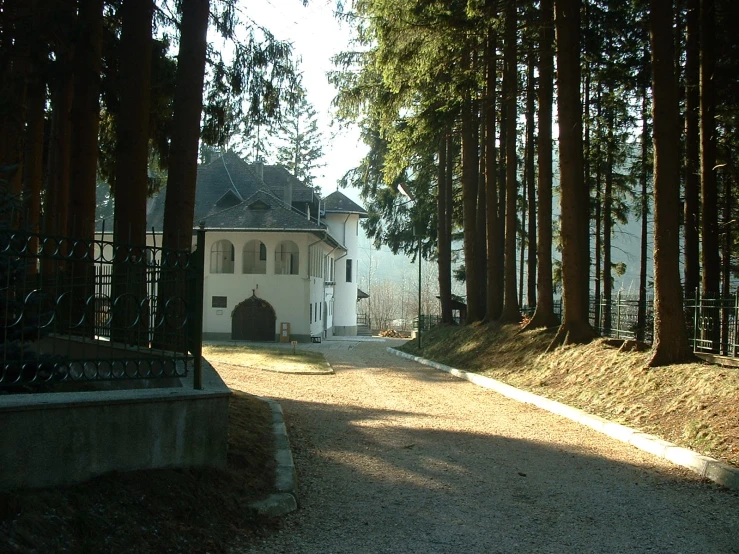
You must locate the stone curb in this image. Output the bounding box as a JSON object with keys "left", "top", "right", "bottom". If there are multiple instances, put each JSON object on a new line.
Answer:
{"left": 249, "top": 398, "right": 299, "bottom": 517}
{"left": 387, "top": 347, "right": 739, "bottom": 491}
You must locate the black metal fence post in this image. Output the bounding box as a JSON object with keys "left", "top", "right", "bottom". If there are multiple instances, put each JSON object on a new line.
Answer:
{"left": 693, "top": 287, "right": 700, "bottom": 352}
{"left": 193, "top": 224, "right": 205, "bottom": 390}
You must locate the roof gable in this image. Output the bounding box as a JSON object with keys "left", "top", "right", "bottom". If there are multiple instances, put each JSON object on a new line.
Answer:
{"left": 215, "top": 189, "right": 242, "bottom": 210}
{"left": 323, "top": 191, "right": 368, "bottom": 217}
{"left": 247, "top": 199, "right": 271, "bottom": 210}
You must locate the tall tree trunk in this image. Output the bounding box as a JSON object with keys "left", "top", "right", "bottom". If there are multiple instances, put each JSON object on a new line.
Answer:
{"left": 0, "top": 0, "right": 31, "bottom": 202}
{"left": 21, "top": 74, "right": 45, "bottom": 243}
{"left": 683, "top": 0, "right": 700, "bottom": 297}
{"left": 18, "top": 0, "right": 44, "bottom": 243}
{"left": 497, "top": 50, "right": 506, "bottom": 307}
{"left": 156, "top": 0, "right": 210, "bottom": 349}
{"left": 524, "top": 0, "right": 558, "bottom": 330}
{"left": 69, "top": 0, "right": 103, "bottom": 239}
{"left": 462, "top": 88, "right": 482, "bottom": 323}
{"left": 438, "top": 130, "right": 453, "bottom": 325}
{"left": 41, "top": 0, "right": 74, "bottom": 246}
{"left": 475, "top": 72, "right": 487, "bottom": 318}
{"left": 44, "top": 65, "right": 73, "bottom": 238}
{"left": 499, "top": 1, "right": 520, "bottom": 323}
{"left": 162, "top": 0, "right": 210, "bottom": 252}
{"left": 648, "top": 0, "right": 694, "bottom": 367}
{"left": 68, "top": 0, "right": 104, "bottom": 337}
{"left": 593, "top": 85, "right": 602, "bottom": 331}
{"left": 113, "top": 0, "right": 153, "bottom": 246}
{"left": 720, "top": 172, "right": 731, "bottom": 354}
{"left": 112, "top": 0, "right": 154, "bottom": 345}
{"left": 637, "top": 87, "right": 651, "bottom": 343}
{"left": 519, "top": 186, "right": 526, "bottom": 306}
{"left": 699, "top": 0, "right": 718, "bottom": 298}
{"left": 549, "top": 0, "right": 596, "bottom": 349}
{"left": 525, "top": 49, "right": 537, "bottom": 310}
{"left": 446, "top": 132, "right": 454, "bottom": 308}
{"left": 603, "top": 88, "right": 614, "bottom": 333}
{"left": 485, "top": 29, "right": 503, "bottom": 321}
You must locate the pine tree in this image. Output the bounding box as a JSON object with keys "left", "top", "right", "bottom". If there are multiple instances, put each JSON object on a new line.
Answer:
{"left": 648, "top": 0, "right": 694, "bottom": 366}
{"left": 549, "top": 0, "right": 597, "bottom": 349}
{"left": 276, "top": 89, "right": 325, "bottom": 187}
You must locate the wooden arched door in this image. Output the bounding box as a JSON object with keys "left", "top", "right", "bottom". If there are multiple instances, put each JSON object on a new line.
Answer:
{"left": 231, "top": 294, "right": 276, "bottom": 341}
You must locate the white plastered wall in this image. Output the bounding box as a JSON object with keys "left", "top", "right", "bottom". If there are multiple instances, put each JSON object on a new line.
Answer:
{"left": 324, "top": 213, "right": 360, "bottom": 333}
{"left": 203, "top": 231, "right": 340, "bottom": 339}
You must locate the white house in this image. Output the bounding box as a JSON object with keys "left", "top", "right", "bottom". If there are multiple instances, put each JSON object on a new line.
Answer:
{"left": 140, "top": 151, "right": 367, "bottom": 342}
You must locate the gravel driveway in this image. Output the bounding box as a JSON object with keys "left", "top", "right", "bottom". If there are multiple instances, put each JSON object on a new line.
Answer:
{"left": 232, "top": 339, "right": 739, "bottom": 554}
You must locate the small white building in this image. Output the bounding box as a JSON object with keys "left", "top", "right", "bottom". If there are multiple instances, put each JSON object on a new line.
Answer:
{"left": 142, "top": 151, "right": 367, "bottom": 342}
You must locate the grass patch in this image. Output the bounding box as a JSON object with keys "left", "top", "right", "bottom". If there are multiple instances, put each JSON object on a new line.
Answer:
{"left": 203, "top": 344, "right": 331, "bottom": 374}
{"left": 0, "top": 391, "right": 276, "bottom": 553}
{"left": 404, "top": 322, "right": 739, "bottom": 469}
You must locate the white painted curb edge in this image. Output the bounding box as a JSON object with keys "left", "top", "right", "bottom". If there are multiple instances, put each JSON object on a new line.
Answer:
{"left": 249, "top": 397, "right": 299, "bottom": 517}
{"left": 387, "top": 347, "right": 739, "bottom": 491}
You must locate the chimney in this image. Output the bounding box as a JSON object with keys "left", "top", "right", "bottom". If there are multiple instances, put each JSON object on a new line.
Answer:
{"left": 284, "top": 177, "right": 293, "bottom": 208}
{"left": 254, "top": 161, "right": 264, "bottom": 181}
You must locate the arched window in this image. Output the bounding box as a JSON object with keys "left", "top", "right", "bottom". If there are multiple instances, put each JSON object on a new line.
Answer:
{"left": 275, "top": 240, "right": 299, "bottom": 275}
{"left": 210, "top": 240, "right": 234, "bottom": 274}
{"left": 243, "top": 240, "right": 267, "bottom": 274}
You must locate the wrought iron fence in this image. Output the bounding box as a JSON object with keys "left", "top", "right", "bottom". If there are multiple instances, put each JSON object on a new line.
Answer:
{"left": 592, "top": 292, "right": 654, "bottom": 343}
{"left": 592, "top": 290, "right": 739, "bottom": 358}
{"left": 685, "top": 289, "right": 739, "bottom": 357}
{"left": 1, "top": 228, "right": 205, "bottom": 390}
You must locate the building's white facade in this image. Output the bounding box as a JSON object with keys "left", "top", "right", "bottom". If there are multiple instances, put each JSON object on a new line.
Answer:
{"left": 325, "top": 212, "right": 361, "bottom": 335}
{"left": 201, "top": 229, "right": 345, "bottom": 342}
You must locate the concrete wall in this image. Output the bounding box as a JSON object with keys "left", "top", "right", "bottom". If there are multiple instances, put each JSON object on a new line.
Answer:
{"left": 0, "top": 358, "right": 230, "bottom": 491}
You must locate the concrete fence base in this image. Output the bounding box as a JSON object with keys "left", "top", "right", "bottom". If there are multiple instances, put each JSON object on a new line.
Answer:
{"left": 0, "top": 356, "right": 231, "bottom": 491}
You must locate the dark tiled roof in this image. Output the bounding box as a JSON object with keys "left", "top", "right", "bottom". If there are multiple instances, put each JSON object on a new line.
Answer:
{"left": 323, "top": 191, "right": 368, "bottom": 217}
{"left": 144, "top": 152, "right": 318, "bottom": 230}
{"left": 202, "top": 189, "right": 334, "bottom": 237}
{"left": 263, "top": 165, "right": 315, "bottom": 204}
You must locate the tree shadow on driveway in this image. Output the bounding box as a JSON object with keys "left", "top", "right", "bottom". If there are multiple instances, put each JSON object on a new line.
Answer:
{"left": 256, "top": 397, "right": 739, "bottom": 554}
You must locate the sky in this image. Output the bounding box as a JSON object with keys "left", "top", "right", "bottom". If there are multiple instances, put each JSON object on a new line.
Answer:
{"left": 247, "top": 0, "right": 367, "bottom": 203}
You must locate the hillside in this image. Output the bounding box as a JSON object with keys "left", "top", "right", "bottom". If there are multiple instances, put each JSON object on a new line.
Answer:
{"left": 401, "top": 323, "right": 739, "bottom": 470}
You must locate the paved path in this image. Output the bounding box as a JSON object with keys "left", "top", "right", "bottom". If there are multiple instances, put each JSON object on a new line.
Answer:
{"left": 233, "top": 339, "right": 739, "bottom": 553}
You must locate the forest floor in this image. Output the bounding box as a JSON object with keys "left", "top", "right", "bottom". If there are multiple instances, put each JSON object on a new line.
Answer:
{"left": 401, "top": 322, "right": 739, "bottom": 470}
